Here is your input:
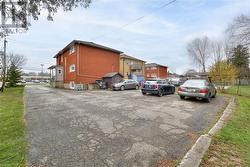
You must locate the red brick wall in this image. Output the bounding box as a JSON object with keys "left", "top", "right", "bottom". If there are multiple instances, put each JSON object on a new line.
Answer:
{"left": 158, "top": 66, "right": 168, "bottom": 79}
{"left": 56, "top": 49, "right": 77, "bottom": 84}
{"left": 56, "top": 44, "right": 120, "bottom": 84}
{"left": 76, "top": 45, "right": 120, "bottom": 84}
{"left": 145, "top": 65, "right": 168, "bottom": 80}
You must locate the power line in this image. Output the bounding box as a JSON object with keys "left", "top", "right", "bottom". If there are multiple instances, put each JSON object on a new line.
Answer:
{"left": 90, "top": 0, "right": 177, "bottom": 41}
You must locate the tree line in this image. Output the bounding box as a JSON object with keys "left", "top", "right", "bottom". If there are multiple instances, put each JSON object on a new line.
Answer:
{"left": 187, "top": 14, "right": 250, "bottom": 91}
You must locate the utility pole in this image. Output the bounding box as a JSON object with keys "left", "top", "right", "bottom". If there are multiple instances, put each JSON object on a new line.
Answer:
{"left": 0, "top": 38, "right": 7, "bottom": 92}
{"left": 41, "top": 64, "right": 44, "bottom": 75}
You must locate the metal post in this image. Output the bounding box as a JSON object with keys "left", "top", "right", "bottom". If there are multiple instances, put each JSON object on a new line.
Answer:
{"left": 0, "top": 38, "right": 7, "bottom": 92}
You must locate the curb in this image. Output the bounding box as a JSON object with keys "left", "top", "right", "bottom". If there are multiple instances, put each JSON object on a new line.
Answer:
{"left": 178, "top": 97, "right": 235, "bottom": 167}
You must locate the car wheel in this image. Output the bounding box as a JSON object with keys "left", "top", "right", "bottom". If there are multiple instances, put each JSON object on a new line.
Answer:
{"left": 172, "top": 87, "right": 175, "bottom": 94}
{"left": 158, "top": 90, "right": 163, "bottom": 97}
{"left": 142, "top": 92, "right": 146, "bottom": 95}
{"left": 205, "top": 98, "right": 210, "bottom": 103}
{"left": 135, "top": 85, "right": 139, "bottom": 90}
{"left": 180, "top": 95, "right": 185, "bottom": 100}
{"left": 211, "top": 90, "right": 216, "bottom": 98}
{"left": 120, "top": 86, "right": 125, "bottom": 91}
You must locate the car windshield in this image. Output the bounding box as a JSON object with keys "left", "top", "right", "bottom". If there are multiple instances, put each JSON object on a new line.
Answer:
{"left": 145, "top": 80, "right": 165, "bottom": 84}
{"left": 182, "top": 80, "right": 206, "bottom": 87}
{"left": 145, "top": 80, "right": 157, "bottom": 84}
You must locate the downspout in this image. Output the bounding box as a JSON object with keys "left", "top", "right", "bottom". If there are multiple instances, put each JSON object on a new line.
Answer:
{"left": 77, "top": 44, "right": 80, "bottom": 76}
{"left": 157, "top": 66, "right": 159, "bottom": 78}
{"left": 123, "top": 58, "right": 125, "bottom": 76}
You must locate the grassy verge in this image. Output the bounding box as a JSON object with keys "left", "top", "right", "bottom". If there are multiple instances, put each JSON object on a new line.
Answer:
{"left": 200, "top": 86, "right": 250, "bottom": 166}
{"left": 225, "top": 85, "right": 250, "bottom": 97}
{"left": 0, "top": 87, "right": 26, "bottom": 167}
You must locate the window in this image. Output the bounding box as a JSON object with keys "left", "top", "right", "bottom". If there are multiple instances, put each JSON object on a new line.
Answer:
{"left": 69, "top": 46, "right": 75, "bottom": 54}
{"left": 151, "top": 67, "right": 157, "bottom": 70}
{"left": 147, "top": 74, "right": 150, "bottom": 77}
{"left": 151, "top": 73, "right": 157, "bottom": 77}
{"left": 58, "top": 70, "right": 61, "bottom": 74}
{"left": 69, "top": 64, "right": 75, "bottom": 72}
{"left": 146, "top": 67, "right": 150, "bottom": 70}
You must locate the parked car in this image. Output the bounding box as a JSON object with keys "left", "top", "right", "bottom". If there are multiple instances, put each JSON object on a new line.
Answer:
{"left": 177, "top": 79, "right": 216, "bottom": 102}
{"left": 141, "top": 79, "right": 175, "bottom": 97}
{"left": 169, "top": 78, "right": 181, "bottom": 86}
{"left": 112, "top": 79, "right": 139, "bottom": 91}
{"left": 32, "top": 80, "right": 40, "bottom": 83}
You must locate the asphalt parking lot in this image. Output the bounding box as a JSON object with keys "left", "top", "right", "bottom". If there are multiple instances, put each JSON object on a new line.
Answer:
{"left": 25, "top": 85, "right": 229, "bottom": 167}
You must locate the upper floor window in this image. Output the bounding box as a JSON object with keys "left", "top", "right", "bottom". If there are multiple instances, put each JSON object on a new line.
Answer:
{"left": 69, "top": 64, "right": 75, "bottom": 72}
{"left": 151, "top": 67, "right": 157, "bottom": 70}
{"left": 69, "top": 46, "right": 75, "bottom": 54}
{"left": 151, "top": 73, "right": 157, "bottom": 77}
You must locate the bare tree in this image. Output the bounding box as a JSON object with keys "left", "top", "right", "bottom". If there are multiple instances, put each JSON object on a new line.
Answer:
{"left": 0, "top": 53, "right": 26, "bottom": 71}
{"left": 227, "top": 14, "right": 250, "bottom": 46}
{"left": 210, "top": 40, "right": 224, "bottom": 64}
{"left": 187, "top": 36, "right": 210, "bottom": 72}
{"left": 8, "top": 53, "right": 27, "bottom": 69}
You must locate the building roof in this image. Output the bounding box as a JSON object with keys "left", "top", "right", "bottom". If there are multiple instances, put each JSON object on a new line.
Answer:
{"left": 54, "top": 40, "right": 123, "bottom": 58}
{"left": 48, "top": 65, "right": 63, "bottom": 69}
{"left": 120, "top": 53, "right": 146, "bottom": 62}
{"left": 145, "top": 63, "right": 168, "bottom": 68}
{"left": 103, "top": 72, "right": 123, "bottom": 78}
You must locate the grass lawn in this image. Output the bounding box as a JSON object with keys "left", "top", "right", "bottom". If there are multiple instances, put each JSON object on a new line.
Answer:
{"left": 225, "top": 85, "right": 250, "bottom": 97}
{"left": 0, "top": 87, "right": 26, "bottom": 167}
{"left": 201, "top": 86, "right": 250, "bottom": 166}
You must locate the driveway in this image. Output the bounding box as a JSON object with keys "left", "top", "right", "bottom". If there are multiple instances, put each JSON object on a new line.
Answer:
{"left": 25, "top": 85, "right": 229, "bottom": 167}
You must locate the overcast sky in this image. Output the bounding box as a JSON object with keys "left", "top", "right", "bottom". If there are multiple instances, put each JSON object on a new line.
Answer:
{"left": 4, "top": 0, "right": 250, "bottom": 74}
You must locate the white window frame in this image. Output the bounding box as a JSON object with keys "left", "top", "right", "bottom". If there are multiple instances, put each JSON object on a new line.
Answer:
{"left": 151, "top": 73, "right": 157, "bottom": 77}
{"left": 69, "top": 64, "right": 75, "bottom": 72}
{"left": 151, "top": 67, "right": 157, "bottom": 70}
{"left": 69, "top": 46, "right": 75, "bottom": 54}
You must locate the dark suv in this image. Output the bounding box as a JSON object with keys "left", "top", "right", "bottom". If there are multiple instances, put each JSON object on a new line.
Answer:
{"left": 141, "top": 79, "right": 175, "bottom": 97}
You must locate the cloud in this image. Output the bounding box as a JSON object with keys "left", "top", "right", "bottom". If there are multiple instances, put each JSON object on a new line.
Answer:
{"left": 6, "top": 0, "right": 250, "bottom": 74}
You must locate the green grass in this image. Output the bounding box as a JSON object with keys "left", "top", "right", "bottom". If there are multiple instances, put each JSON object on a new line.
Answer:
{"left": 0, "top": 87, "right": 26, "bottom": 167}
{"left": 216, "top": 95, "right": 250, "bottom": 164}
{"left": 225, "top": 85, "right": 250, "bottom": 97}
{"left": 201, "top": 86, "right": 250, "bottom": 166}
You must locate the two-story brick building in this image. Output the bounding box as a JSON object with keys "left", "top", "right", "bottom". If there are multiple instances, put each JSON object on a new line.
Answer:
{"left": 119, "top": 54, "right": 146, "bottom": 82}
{"left": 51, "top": 40, "right": 123, "bottom": 89}
{"left": 145, "top": 63, "right": 168, "bottom": 80}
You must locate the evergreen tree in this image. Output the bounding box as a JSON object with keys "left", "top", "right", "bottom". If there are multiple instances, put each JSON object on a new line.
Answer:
{"left": 7, "top": 63, "right": 22, "bottom": 87}
{"left": 231, "top": 45, "right": 250, "bottom": 94}
{"left": 231, "top": 45, "right": 250, "bottom": 79}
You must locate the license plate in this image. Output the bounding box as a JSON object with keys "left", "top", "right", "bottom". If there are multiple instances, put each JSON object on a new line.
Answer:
{"left": 188, "top": 89, "right": 196, "bottom": 93}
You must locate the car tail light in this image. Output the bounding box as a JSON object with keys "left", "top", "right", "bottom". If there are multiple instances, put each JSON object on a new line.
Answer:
{"left": 153, "top": 84, "right": 159, "bottom": 89}
{"left": 178, "top": 87, "right": 184, "bottom": 92}
{"left": 199, "top": 89, "right": 208, "bottom": 93}
{"left": 141, "top": 82, "right": 144, "bottom": 87}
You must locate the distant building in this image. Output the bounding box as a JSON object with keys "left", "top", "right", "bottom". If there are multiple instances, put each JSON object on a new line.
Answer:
{"left": 145, "top": 63, "right": 168, "bottom": 80}
{"left": 184, "top": 71, "right": 209, "bottom": 79}
{"left": 119, "top": 53, "right": 146, "bottom": 82}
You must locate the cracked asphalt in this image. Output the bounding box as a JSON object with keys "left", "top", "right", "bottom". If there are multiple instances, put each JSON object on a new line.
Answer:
{"left": 24, "top": 85, "right": 229, "bottom": 167}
